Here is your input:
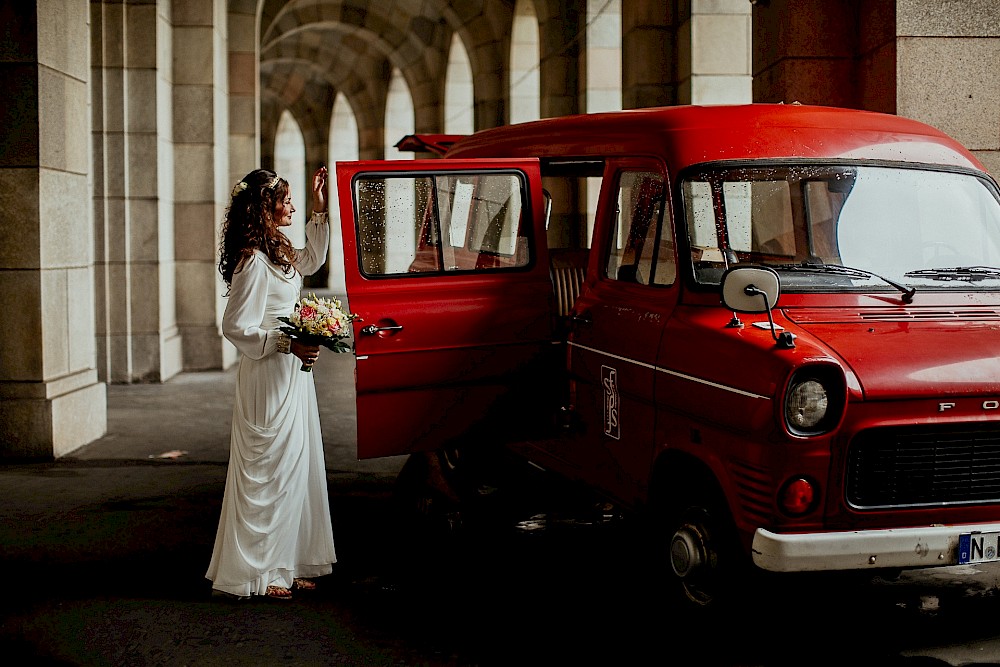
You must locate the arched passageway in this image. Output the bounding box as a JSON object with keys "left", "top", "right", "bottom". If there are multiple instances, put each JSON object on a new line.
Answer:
{"left": 1, "top": 0, "right": 997, "bottom": 458}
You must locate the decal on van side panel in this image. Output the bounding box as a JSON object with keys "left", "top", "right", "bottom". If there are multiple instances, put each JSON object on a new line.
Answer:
{"left": 602, "top": 365, "right": 621, "bottom": 439}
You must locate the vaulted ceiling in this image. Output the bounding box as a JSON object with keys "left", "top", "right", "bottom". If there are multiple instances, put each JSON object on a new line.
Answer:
{"left": 255, "top": 0, "right": 539, "bottom": 155}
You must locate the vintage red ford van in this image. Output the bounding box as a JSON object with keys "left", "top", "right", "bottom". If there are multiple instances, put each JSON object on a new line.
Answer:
{"left": 334, "top": 104, "right": 1000, "bottom": 607}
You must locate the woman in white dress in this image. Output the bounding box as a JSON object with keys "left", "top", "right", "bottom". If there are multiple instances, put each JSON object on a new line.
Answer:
{"left": 206, "top": 166, "right": 337, "bottom": 600}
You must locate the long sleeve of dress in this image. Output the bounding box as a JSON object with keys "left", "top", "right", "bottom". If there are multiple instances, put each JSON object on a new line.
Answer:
{"left": 294, "top": 212, "right": 330, "bottom": 277}
{"left": 222, "top": 254, "right": 281, "bottom": 360}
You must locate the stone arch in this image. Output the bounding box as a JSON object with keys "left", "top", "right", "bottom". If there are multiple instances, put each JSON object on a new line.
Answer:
{"left": 510, "top": 0, "right": 541, "bottom": 124}
{"left": 584, "top": 0, "right": 622, "bottom": 113}
{"left": 259, "top": 60, "right": 333, "bottom": 172}
{"left": 385, "top": 68, "right": 416, "bottom": 160}
{"left": 274, "top": 110, "right": 308, "bottom": 248}
{"left": 257, "top": 1, "right": 453, "bottom": 152}
{"left": 440, "top": 3, "right": 514, "bottom": 128}
{"left": 328, "top": 93, "right": 359, "bottom": 293}
{"left": 383, "top": 69, "right": 417, "bottom": 273}
{"left": 444, "top": 33, "right": 475, "bottom": 134}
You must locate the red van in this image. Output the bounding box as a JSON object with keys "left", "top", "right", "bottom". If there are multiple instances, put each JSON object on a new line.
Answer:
{"left": 334, "top": 104, "right": 1000, "bottom": 607}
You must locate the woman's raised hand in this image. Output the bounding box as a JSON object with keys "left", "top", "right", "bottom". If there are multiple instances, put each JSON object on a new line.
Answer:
{"left": 312, "top": 166, "right": 328, "bottom": 214}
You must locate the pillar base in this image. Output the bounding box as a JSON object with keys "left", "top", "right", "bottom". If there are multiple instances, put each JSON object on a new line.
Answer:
{"left": 0, "top": 373, "right": 107, "bottom": 460}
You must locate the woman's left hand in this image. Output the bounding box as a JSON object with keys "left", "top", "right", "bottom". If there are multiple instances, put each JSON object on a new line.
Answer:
{"left": 312, "top": 166, "right": 328, "bottom": 214}
{"left": 291, "top": 339, "right": 321, "bottom": 368}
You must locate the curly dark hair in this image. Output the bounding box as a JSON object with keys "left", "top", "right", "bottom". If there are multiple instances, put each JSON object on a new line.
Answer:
{"left": 219, "top": 168, "right": 295, "bottom": 290}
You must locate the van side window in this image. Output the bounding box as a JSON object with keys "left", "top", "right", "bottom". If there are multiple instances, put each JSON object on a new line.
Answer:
{"left": 353, "top": 172, "right": 531, "bottom": 276}
{"left": 605, "top": 170, "right": 674, "bottom": 285}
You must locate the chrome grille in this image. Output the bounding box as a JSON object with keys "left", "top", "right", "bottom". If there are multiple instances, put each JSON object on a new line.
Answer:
{"left": 846, "top": 424, "right": 1000, "bottom": 509}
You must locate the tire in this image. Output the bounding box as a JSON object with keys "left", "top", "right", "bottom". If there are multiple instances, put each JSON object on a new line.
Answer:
{"left": 390, "top": 445, "right": 515, "bottom": 537}
{"left": 652, "top": 472, "right": 750, "bottom": 614}
{"left": 391, "top": 449, "right": 464, "bottom": 538}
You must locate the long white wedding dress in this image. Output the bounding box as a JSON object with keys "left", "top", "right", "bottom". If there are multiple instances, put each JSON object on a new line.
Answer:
{"left": 206, "top": 213, "right": 337, "bottom": 597}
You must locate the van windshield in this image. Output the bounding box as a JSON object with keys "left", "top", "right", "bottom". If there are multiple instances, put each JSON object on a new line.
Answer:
{"left": 683, "top": 164, "right": 1000, "bottom": 291}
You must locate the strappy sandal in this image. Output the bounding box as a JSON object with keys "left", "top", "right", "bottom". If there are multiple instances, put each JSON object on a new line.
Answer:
{"left": 265, "top": 585, "right": 293, "bottom": 600}
{"left": 292, "top": 578, "right": 317, "bottom": 591}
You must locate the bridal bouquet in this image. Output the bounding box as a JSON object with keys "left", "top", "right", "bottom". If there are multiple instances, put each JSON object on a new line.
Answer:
{"left": 278, "top": 293, "right": 358, "bottom": 372}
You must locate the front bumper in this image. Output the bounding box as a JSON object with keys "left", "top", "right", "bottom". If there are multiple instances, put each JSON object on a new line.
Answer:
{"left": 752, "top": 522, "right": 1000, "bottom": 573}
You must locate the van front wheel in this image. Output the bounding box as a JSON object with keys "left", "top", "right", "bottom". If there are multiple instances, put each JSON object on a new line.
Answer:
{"left": 655, "top": 483, "right": 747, "bottom": 612}
{"left": 668, "top": 507, "right": 726, "bottom": 607}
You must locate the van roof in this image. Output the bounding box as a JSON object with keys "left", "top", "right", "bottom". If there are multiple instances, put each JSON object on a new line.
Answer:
{"left": 443, "top": 104, "right": 985, "bottom": 173}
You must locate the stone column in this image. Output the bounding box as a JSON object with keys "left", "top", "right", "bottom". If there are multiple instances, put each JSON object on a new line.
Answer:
{"left": 537, "top": 0, "right": 583, "bottom": 119}
{"left": 536, "top": 1, "right": 584, "bottom": 247}
{"left": 678, "top": 0, "right": 751, "bottom": 104}
{"left": 751, "top": 0, "right": 999, "bottom": 177}
{"left": 472, "top": 18, "right": 508, "bottom": 130}
{"left": 751, "top": 0, "right": 892, "bottom": 109}
{"left": 753, "top": 0, "right": 859, "bottom": 108}
{"left": 896, "top": 0, "right": 1000, "bottom": 179}
{"left": 227, "top": 1, "right": 258, "bottom": 187}
{"left": 173, "top": 0, "right": 230, "bottom": 371}
{"left": 622, "top": 0, "right": 675, "bottom": 109}
{"left": 0, "top": 1, "right": 106, "bottom": 459}
{"left": 93, "top": 0, "right": 183, "bottom": 385}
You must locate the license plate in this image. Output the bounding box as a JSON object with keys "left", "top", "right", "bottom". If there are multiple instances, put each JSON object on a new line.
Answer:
{"left": 958, "top": 532, "right": 1000, "bottom": 564}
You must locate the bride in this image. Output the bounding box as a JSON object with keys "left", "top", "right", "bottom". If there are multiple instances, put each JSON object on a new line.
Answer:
{"left": 206, "top": 166, "right": 337, "bottom": 600}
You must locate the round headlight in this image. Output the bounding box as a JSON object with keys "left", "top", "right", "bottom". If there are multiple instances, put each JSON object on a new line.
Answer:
{"left": 785, "top": 379, "right": 829, "bottom": 431}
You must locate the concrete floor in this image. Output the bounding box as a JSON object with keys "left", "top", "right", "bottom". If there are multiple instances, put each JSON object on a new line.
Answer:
{"left": 0, "top": 354, "right": 417, "bottom": 666}
{"left": 5, "top": 353, "right": 1000, "bottom": 666}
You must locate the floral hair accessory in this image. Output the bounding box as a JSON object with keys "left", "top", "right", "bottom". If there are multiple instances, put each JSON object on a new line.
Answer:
{"left": 231, "top": 181, "right": 247, "bottom": 198}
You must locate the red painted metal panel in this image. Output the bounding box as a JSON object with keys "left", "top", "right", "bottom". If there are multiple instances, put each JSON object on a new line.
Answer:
{"left": 444, "top": 104, "right": 984, "bottom": 172}
{"left": 335, "top": 159, "right": 554, "bottom": 459}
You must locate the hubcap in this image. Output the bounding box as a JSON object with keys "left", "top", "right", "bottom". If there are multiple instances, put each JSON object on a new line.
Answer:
{"left": 670, "top": 524, "right": 705, "bottom": 578}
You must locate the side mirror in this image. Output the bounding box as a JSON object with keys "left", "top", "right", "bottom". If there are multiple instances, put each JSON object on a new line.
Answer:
{"left": 720, "top": 266, "right": 794, "bottom": 349}
{"left": 721, "top": 266, "right": 780, "bottom": 313}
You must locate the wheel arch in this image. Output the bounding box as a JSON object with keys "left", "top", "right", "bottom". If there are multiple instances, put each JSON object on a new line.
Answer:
{"left": 646, "top": 447, "right": 754, "bottom": 610}
{"left": 648, "top": 448, "right": 728, "bottom": 514}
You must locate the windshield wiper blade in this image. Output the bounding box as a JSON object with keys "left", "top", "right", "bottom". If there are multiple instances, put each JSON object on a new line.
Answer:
{"left": 903, "top": 266, "right": 1000, "bottom": 282}
{"left": 771, "top": 262, "right": 916, "bottom": 303}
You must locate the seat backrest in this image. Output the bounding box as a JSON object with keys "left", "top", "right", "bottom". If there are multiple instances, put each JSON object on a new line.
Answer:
{"left": 549, "top": 248, "right": 589, "bottom": 317}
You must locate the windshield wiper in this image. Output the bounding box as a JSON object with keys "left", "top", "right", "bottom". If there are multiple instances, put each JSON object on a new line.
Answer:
{"left": 903, "top": 266, "right": 1000, "bottom": 282}
{"left": 771, "top": 262, "right": 916, "bottom": 303}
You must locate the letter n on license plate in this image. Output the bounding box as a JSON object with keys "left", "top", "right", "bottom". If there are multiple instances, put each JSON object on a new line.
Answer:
{"left": 959, "top": 532, "right": 1000, "bottom": 564}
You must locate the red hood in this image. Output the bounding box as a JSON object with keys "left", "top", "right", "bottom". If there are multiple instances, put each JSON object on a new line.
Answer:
{"left": 783, "top": 308, "right": 1000, "bottom": 399}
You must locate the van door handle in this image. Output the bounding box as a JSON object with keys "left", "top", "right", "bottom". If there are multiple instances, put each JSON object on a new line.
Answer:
{"left": 570, "top": 312, "right": 592, "bottom": 325}
{"left": 360, "top": 324, "right": 404, "bottom": 335}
